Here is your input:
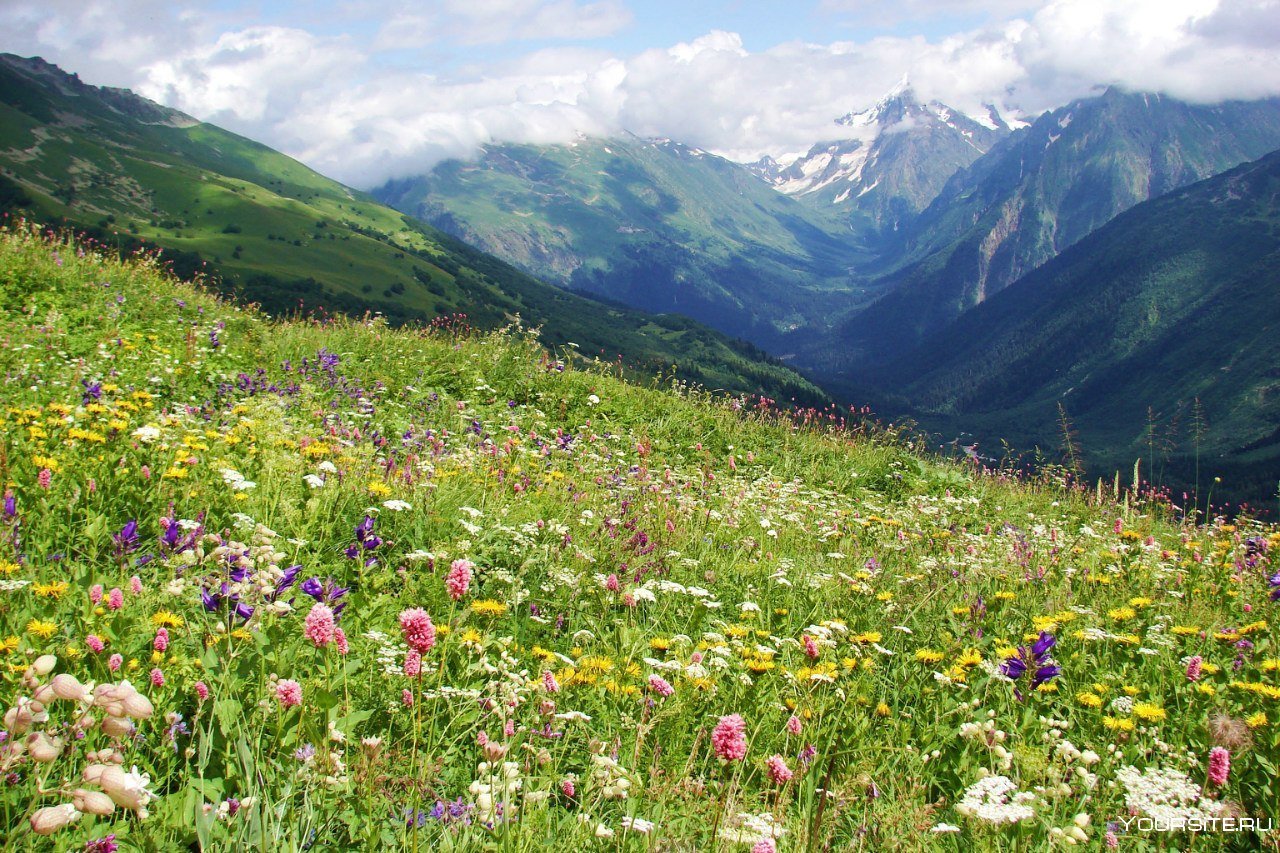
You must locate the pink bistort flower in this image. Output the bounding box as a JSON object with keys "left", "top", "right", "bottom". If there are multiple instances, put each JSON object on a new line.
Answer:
{"left": 398, "top": 608, "right": 436, "bottom": 653}
{"left": 86, "top": 634, "right": 105, "bottom": 653}
{"left": 304, "top": 602, "right": 336, "bottom": 648}
{"left": 89, "top": 585, "right": 104, "bottom": 605}
{"left": 712, "top": 714, "right": 748, "bottom": 762}
{"left": 786, "top": 715, "right": 803, "bottom": 736}
{"left": 194, "top": 682, "right": 210, "bottom": 702}
{"left": 150, "top": 668, "right": 164, "bottom": 687}
{"left": 334, "top": 627, "right": 349, "bottom": 656}
{"left": 766, "top": 754, "right": 793, "bottom": 784}
{"left": 445, "top": 559, "right": 473, "bottom": 601}
{"left": 648, "top": 675, "right": 674, "bottom": 698}
{"left": 129, "top": 576, "right": 143, "bottom": 595}
{"left": 404, "top": 649, "right": 422, "bottom": 677}
{"left": 276, "top": 679, "right": 302, "bottom": 708}
{"left": 108, "top": 654, "right": 123, "bottom": 671}
{"left": 1185, "top": 656, "right": 1202, "bottom": 681}
{"left": 107, "top": 588, "right": 123, "bottom": 611}
{"left": 154, "top": 628, "right": 169, "bottom": 653}
{"left": 1208, "top": 747, "right": 1230, "bottom": 787}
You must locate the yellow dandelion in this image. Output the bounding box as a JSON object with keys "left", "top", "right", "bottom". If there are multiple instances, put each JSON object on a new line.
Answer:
{"left": 471, "top": 599, "right": 508, "bottom": 618}
{"left": 32, "top": 581, "right": 70, "bottom": 599}
{"left": 1108, "top": 607, "right": 1137, "bottom": 621}
{"left": 1077, "top": 692, "right": 1102, "bottom": 709}
{"left": 1245, "top": 712, "right": 1267, "bottom": 729}
{"left": 151, "top": 611, "right": 185, "bottom": 628}
{"left": 367, "top": 481, "right": 392, "bottom": 497}
{"left": 577, "top": 655, "right": 614, "bottom": 673}
{"left": 875, "top": 702, "right": 891, "bottom": 717}
{"left": 914, "top": 649, "right": 945, "bottom": 664}
{"left": 1103, "top": 716, "right": 1135, "bottom": 732}
{"left": 1171, "top": 625, "right": 1200, "bottom": 636}
{"left": 0, "top": 636, "right": 20, "bottom": 654}
{"left": 1132, "top": 702, "right": 1167, "bottom": 723}
{"left": 26, "top": 619, "right": 57, "bottom": 639}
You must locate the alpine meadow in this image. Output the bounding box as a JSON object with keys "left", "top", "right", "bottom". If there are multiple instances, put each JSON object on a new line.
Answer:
{"left": 1, "top": 2, "right": 1279, "bottom": 851}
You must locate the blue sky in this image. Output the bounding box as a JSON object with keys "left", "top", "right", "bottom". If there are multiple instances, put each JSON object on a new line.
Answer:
{"left": 2, "top": 1, "right": 1277, "bottom": 186}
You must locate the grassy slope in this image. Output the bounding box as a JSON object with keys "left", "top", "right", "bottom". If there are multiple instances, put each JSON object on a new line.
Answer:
{"left": 0, "top": 223, "right": 1277, "bottom": 851}
{"left": 373, "top": 136, "right": 874, "bottom": 345}
{"left": 0, "top": 54, "right": 825, "bottom": 406}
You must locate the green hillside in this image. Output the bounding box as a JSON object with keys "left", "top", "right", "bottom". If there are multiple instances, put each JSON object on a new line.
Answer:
{"left": 373, "top": 135, "right": 872, "bottom": 347}
{"left": 1, "top": 219, "right": 1277, "bottom": 851}
{"left": 0, "top": 54, "right": 826, "bottom": 405}
{"left": 879, "top": 149, "right": 1280, "bottom": 506}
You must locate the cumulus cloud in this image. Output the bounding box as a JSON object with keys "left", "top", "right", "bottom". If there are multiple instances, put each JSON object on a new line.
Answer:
{"left": 2, "top": 0, "right": 1280, "bottom": 188}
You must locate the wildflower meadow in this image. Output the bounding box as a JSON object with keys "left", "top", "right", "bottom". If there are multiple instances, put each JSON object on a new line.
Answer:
{"left": 0, "top": 220, "right": 1277, "bottom": 850}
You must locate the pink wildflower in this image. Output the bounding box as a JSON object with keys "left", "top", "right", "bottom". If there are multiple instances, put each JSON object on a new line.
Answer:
{"left": 86, "top": 634, "right": 105, "bottom": 653}
{"left": 150, "top": 668, "right": 164, "bottom": 687}
{"left": 621, "top": 592, "right": 636, "bottom": 607}
{"left": 561, "top": 778, "right": 575, "bottom": 798}
{"left": 108, "top": 654, "right": 123, "bottom": 671}
{"left": 711, "top": 714, "right": 748, "bottom": 762}
{"left": 605, "top": 573, "right": 620, "bottom": 592}
{"left": 445, "top": 559, "right": 473, "bottom": 600}
{"left": 402, "top": 689, "right": 414, "bottom": 706}
{"left": 107, "top": 588, "right": 123, "bottom": 611}
{"left": 129, "top": 576, "right": 143, "bottom": 594}
{"left": 141, "top": 465, "right": 151, "bottom": 480}
{"left": 1208, "top": 747, "right": 1230, "bottom": 787}
{"left": 803, "top": 634, "right": 820, "bottom": 660}
{"left": 1185, "top": 655, "right": 1202, "bottom": 681}
{"left": 648, "top": 674, "right": 674, "bottom": 697}
{"left": 89, "top": 585, "right": 103, "bottom": 605}
{"left": 37, "top": 469, "right": 52, "bottom": 490}
{"left": 751, "top": 840, "right": 776, "bottom": 853}
{"left": 543, "top": 670, "right": 560, "bottom": 693}
{"left": 786, "top": 715, "right": 803, "bottom": 736}
{"left": 304, "top": 602, "right": 337, "bottom": 648}
{"left": 1104, "top": 831, "right": 1119, "bottom": 849}
{"left": 194, "top": 682, "right": 210, "bottom": 702}
{"left": 404, "top": 649, "right": 422, "bottom": 677}
{"left": 398, "top": 608, "right": 436, "bottom": 654}
{"left": 154, "top": 628, "right": 169, "bottom": 652}
{"left": 276, "top": 679, "right": 302, "bottom": 708}
{"left": 504, "top": 719, "right": 515, "bottom": 738}
{"left": 691, "top": 652, "right": 704, "bottom": 664}
{"left": 765, "top": 754, "right": 793, "bottom": 784}
{"left": 334, "top": 627, "right": 349, "bottom": 656}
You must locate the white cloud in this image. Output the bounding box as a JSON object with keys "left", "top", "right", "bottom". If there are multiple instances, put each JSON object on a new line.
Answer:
{"left": 3, "top": 0, "right": 1280, "bottom": 188}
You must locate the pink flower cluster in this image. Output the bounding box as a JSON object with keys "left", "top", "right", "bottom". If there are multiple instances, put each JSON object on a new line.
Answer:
{"left": 648, "top": 674, "right": 674, "bottom": 698}
{"left": 712, "top": 713, "right": 747, "bottom": 761}
{"left": 276, "top": 679, "right": 302, "bottom": 708}
{"left": 765, "top": 754, "right": 793, "bottom": 784}
{"left": 445, "top": 559, "right": 473, "bottom": 601}
{"left": 1185, "top": 655, "right": 1202, "bottom": 681}
{"left": 304, "top": 603, "right": 337, "bottom": 648}
{"left": 1208, "top": 747, "right": 1230, "bottom": 786}
{"left": 399, "top": 608, "right": 436, "bottom": 653}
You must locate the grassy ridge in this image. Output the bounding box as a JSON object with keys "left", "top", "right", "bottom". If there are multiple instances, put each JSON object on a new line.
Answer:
{"left": 0, "top": 54, "right": 825, "bottom": 406}
{"left": 0, "top": 222, "right": 1277, "bottom": 850}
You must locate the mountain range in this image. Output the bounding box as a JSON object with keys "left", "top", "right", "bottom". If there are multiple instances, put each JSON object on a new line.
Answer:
{"left": 373, "top": 134, "right": 870, "bottom": 347}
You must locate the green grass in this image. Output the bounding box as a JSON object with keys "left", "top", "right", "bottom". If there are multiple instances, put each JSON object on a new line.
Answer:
{"left": 0, "top": 221, "right": 1277, "bottom": 852}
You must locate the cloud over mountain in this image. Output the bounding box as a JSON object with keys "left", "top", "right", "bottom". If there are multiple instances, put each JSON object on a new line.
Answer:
{"left": 3, "top": 0, "right": 1279, "bottom": 187}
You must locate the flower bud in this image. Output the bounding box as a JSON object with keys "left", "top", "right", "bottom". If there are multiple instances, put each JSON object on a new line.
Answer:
{"left": 26, "top": 732, "right": 63, "bottom": 763}
{"left": 72, "top": 788, "right": 115, "bottom": 816}
{"left": 29, "top": 803, "right": 79, "bottom": 835}
{"left": 98, "top": 765, "right": 150, "bottom": 810}
{"left": 51, "top": 674, "right": 87, "bottom": 702}
{"left": 101, "top": 715, "right": 134, "bottom": 738}
{"left": 3, "top": 705, "right": 33, "bottom": 734}
{"left": 121, "top": 692, "right": 154, "bottom": 720}
{"left": 82, "top": 764, "right": 110, "bottom": 785}
{"left": 31, "top": 655, "right": 57, "bottom": 677}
